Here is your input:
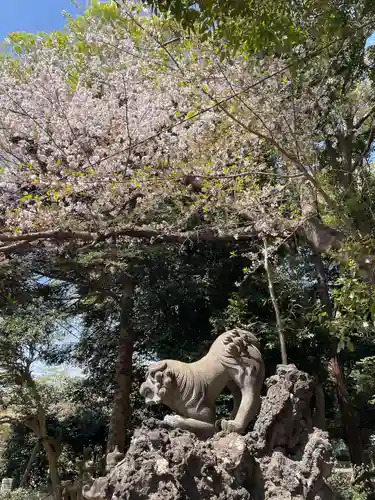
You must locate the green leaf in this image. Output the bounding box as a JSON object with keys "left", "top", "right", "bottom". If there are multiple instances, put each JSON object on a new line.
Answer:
{"left": 347, "top": 339, "right": 355, "bottom": 352}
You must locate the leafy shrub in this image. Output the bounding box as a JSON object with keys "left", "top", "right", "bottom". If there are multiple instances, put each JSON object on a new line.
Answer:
{"left": 328, "top": 470, "right": 372, "bottom": 500}
{"left": 0, "top": 488, "right": 40, "bottom": 500}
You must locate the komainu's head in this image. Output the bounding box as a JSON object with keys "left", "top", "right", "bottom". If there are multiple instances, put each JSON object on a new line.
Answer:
{"left": 139, "top": 361, "right": 174, "bottom": 406}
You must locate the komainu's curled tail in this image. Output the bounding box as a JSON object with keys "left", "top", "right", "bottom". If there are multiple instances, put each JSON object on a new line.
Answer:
{"left": 210, "top": 327, "right": 263, "bottom": 369}
{"left": 210, "top": 328, "right": 265, "bottom": 433}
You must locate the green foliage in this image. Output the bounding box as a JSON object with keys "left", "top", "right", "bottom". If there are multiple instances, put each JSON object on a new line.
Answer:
{"left": 6, "top": 33, "right": 38, "bottom": 54}
{"left": 0, "top": 377, "right": 109, "bottom": 487}
{"left": 5, "top": 30, "right": 69, "bottom": 56}
{"left": 0, "top": 424, "right": 48, "bottom": 487}
{"left": 351, "top": 356, "right": 375, "bottom": 401}
{"left": 211, "top": 292, "right": 250, "bottom": 330}
{"left": 328, "top": 471, "right": 368, "bottom": 500}
{"left": 145, "top": 0, "right": 375, "bottom": 57}
{"left": 0, "top": 489, "right": 39, "bottom": 500}
{"left": 57, "top": 378, "right": 109, "bottom": 462}
{"left": 327, "top": 239, "right": 375, "bottom": 348}
{"left": 86, "top": 0, "right": 121, "bottom": 21}
{"left": 0, "top": 298, "right": 67, "bottom": 420}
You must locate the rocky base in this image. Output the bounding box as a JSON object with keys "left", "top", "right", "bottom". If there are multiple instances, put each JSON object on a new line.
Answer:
{"left": 83, "top": 365, "right": 334, "bottom": 500}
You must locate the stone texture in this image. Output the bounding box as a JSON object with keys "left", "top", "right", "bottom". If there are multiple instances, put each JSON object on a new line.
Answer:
{"left": 83, "top": 365, "right": 334, "bottom": 500}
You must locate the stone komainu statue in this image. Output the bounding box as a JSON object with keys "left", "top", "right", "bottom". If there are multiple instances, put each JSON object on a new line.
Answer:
{"left": 140, "top": 328, "right": 265, "bottom": 437}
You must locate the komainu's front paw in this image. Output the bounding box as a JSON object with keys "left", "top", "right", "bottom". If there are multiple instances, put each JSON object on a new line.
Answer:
{"left": 220, "top": 419, "right": 243, "bottom": 433}
{"left": 163, "top": 414, "right": 184, "bottom": 429}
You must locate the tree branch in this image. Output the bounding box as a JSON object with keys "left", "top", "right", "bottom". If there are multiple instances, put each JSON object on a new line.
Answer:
{"left": 0, "top": 227, "right": 257, "bottom": 254}
{"left": 0, "top": 229, "right": 95, "bottom": 243}
{"left": 0, "top": 241, "right": 31, "bottom": 253}
{"left": 203, "top": 89, "right": 356, "bottom": 233}
{"left": 353, "top": 105, "right": 375, "bottom": 131}
{"left": 0, "top": 416, "right": 19, "bottom": 425}
{"left": 353, "top": 120, "right": 375, "bottom": 171}
{"left": 263, "top": 237, "right": 287, "bottom": 365}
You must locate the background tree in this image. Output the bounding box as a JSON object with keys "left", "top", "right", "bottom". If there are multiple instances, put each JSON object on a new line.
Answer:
{"left": 0, "top": 296, "right": 67, "bottom": 499}
{"left": 144, "top": 0, "right": 375, "bottom": 58}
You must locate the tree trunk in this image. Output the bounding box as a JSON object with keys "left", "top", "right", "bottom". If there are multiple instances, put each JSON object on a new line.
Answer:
{"left": 263, "top": 238, "right": 287, "bottom": 364}
{"left": 23, "top": 374, "right": 62, "bottom": 500}
{"left": 19, "top": 439, "right": 40, "bottom": 487}
{"left": 107, "top": 275, "right": 134, "bottom": 453}
{"left": 328, "top": 356, "right": 365, "bottom": 465}
{"left": 311, "top": 250, "right": 365, "bottom": 465}
{"left": 313, "top": 383, "right": 327, "bottom": 430}
{"left": 43, "top": 440, "right": 61, "bottom": 500}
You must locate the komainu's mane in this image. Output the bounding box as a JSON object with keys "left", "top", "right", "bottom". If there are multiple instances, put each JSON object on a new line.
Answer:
{"left": 173, "top": 365, "right": 207, "bottom": 411}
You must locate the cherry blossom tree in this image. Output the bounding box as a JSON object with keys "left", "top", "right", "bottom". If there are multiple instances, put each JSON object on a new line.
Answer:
{"left": 0, "top": 3, "right": 373, "bottom": 263}
{"left": 0, "top": 2, "right": 293, "bottom": 254}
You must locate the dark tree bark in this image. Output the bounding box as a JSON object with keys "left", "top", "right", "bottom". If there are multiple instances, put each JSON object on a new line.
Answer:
{"left": 313, "top": 383, "right": 327, "bottom": 431}
{"left": 107, "top": 275, "right": 134, "bottom": 454}
{"left": 328, "top": 355, "right": 365, "bottom": 466}
{"left": 311, "top": 250, "right": 365, "bottom": 465}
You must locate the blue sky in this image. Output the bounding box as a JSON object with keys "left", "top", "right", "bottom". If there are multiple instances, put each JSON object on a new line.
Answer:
{"left": 367, "top": 32, "right": 375, "bottom": 47}
{"left": 0, "top": 0, "right": 89, "bottom": 41}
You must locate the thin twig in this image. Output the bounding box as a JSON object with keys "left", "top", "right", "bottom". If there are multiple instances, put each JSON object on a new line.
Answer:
{"left": 263, "top": 237, "right": 287, "bottom": 365}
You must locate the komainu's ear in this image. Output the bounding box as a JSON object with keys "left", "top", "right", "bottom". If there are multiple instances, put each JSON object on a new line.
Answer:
{"left": 163, "top": 368, "right": 173, "bottom": 388}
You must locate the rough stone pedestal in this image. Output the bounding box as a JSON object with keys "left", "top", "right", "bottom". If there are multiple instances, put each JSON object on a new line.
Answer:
{"left": 83, "top": 365, "right": 334, "bottom": 500}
